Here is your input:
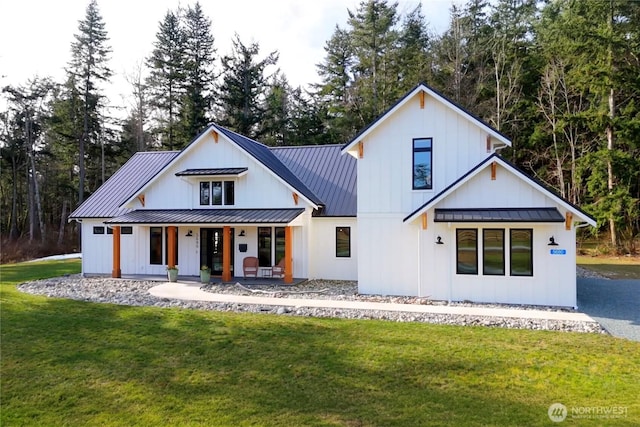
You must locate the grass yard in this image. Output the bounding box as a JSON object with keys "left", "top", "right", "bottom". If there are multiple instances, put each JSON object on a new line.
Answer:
{"left": 2, "top": 260, "right": 640, "bottom": 426}
{"left": 578, "top": 255, "right": 640, "bottom": 279}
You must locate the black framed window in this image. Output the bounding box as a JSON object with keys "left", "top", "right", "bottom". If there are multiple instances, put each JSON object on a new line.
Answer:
{"left": 275, "top": 227, "right": 285, "bottom": 264}
{"left": 336, "top": 227, "right": 351, "bottom": 257}
{"left": 258, "top": 227, "right": 272, "bottom": 267}
{"left": 121, "top": 226, "right": 133, "bottom": 235}
{"left": 212, "top": 181, "right": 222, "bottom": 205}
{"left": 93, "top": 226, "right": 105, "bottom": 234}
{"left": 150, "top": 227, "right": 163, "bottom": 265}
{"left": 199, "top": 182, "right": 210, "bottom": 205}
{"left": 456, "top": 229, "right": 477, "bottom": 274}
{"left": 224, "top": 181, "right": 235, "bottom": 205}
{"left": 510, "top": 229, "right": 533, "bottom": 276}
{"left": 413, "top": 138, "right": 432, "bottom": 190}
{"left": 483, "top": 229, "right": 505, "bottom": 275}
{"left": 107, "top": 227, "right": 113, "bottom": 235}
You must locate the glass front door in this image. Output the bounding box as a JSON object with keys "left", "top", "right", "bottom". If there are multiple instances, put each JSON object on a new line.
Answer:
{"left": 201, "top": 228, "right": 234, "bottom": 276}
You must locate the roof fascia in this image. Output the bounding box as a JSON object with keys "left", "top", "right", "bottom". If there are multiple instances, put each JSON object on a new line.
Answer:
{"left": 404, "top": 154, "right": 597, "bottom": 227}
{"left": 341, "top": 83, "right": 512, "bottom": 156}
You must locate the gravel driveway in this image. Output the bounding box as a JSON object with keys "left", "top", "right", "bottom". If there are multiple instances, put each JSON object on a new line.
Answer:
{"left": 577, "top": 278, "right": 640, "bottom": 342}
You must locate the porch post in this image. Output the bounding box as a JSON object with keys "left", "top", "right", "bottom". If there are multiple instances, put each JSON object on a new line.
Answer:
{"left": 167, "top": 226, "right": 177, "bottom": 268}
{"left": 112, "top": 225, "right": 121, "bottom": 278}
{"left": 222, "top": 226, "right": 232, "bottom": 282}
{"left": 284, "top": 226, "right": 293, "bottom": 284}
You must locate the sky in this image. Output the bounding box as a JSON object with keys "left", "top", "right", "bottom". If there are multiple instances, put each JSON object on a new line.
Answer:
{"left": 0, "top": 0, "right": 456, "bottom": 111}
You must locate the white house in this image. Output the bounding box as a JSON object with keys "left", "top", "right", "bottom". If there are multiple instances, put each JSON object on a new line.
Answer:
{"left": 70, "top": 83, "right": 595, "bottom": 307}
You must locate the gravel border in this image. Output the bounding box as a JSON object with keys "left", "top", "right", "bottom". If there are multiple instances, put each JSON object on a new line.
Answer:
{"left": 17, "top": 272, "right": 606, "bottom": 335}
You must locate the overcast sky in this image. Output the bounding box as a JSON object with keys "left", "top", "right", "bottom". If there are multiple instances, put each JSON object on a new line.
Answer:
{"left": 0, "top": 0, "right": 456, "bottom": 108}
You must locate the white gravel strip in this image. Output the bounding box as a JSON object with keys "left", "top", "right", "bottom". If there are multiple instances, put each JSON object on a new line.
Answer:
{"left": 17, "top": 272, "right": 607, "bottom": 335}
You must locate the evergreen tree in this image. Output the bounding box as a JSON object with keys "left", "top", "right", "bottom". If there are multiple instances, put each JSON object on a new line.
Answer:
{"left": 66, "top": 0, "right": 112, "bottom": 205}
{"left": 146, "top": 9, "right": 186, "bottom": 150}
{"left": 348, "top": 0, "right": 400, "bottom": 123}
{"left": 396, "top": 4, "right": 433, "bottom": 86}
{"left": 178, "top": 2, "right": 216, "bottom": 144}
{"left": 216, "top": 34, "right": 278, "bottom": 139}
{"left": 260, "top": 73, "right": 292, "bottom": 146}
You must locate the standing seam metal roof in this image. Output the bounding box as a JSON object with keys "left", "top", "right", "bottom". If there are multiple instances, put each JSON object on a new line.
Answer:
{"left": 104, "top": 208, "right": 305, "bottom": 224}
{"left": 69, "top": 151, "right": 180, "bottom": 219}
{"left": 213, "top": 125, "right": 325, "bottom": 207}
{"left": 271, "top": 145, "right": 357, "bottom": 216}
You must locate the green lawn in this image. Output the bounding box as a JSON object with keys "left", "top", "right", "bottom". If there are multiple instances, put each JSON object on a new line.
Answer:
{"left": 578, "top": 255, "right": 640, "bottom": 279}
{"left": 2, "top": 260, "right": 639, "bottom": 426}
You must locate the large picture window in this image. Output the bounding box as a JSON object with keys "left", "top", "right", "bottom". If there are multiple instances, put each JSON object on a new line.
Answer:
{"left": 456, "top": 229, "right": 477, "bottom": 274}
{"left": 483, "top": 229, "right": 505, "bottom": 275}
{"left": 510, "top": 229, "right": 533, "bottom": 276}
{"left": 336, "top": 227, "right": 351, "bottom": 257}
{"left": 413, "top": 138, "right": 432, "bottom": 190}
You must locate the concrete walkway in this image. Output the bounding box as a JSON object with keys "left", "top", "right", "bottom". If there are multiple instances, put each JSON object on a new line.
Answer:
{"left": 149, "top": 282, "right": 595, "bottom": 322}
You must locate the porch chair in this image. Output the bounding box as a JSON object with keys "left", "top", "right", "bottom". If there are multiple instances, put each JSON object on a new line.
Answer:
{"left": 271, "top": 258, "right": 285, "bottom": 279}
{"left": 242, "top": 256, "right": 259, "bottom": 278}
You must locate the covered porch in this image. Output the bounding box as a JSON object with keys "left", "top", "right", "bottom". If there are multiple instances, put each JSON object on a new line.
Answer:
{"left": 105, "top": 208, "right": 306, "bottom": 284}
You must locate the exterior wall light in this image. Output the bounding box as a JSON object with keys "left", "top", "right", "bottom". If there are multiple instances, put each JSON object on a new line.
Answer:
{"left": 185, "top": 230, "right": 193, "bottom": 237}
{"left": 435, "top": 236, "right": 444, "bottom": 245}
{"left": 548, "top": 236, "right": 559, "bottom": 246}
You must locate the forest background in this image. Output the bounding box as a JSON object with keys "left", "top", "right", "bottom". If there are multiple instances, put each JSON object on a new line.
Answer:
{"left": 1, "top": 0, "right": 638, "bottom": 263}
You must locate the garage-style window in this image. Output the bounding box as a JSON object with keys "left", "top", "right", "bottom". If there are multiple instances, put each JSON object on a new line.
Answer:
{"left": 456, "top": 229, "right": 477, "bottom": 274}
{"left": 336, "top": 227, "right": 351, "bottom": 257}
{"left": 510, "top": 229, "right": 533, "bottom": 276}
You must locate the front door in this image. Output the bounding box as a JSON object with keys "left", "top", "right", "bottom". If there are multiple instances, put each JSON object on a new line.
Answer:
{"left": 200, "top": 228, "right": 234, "bottom": 276}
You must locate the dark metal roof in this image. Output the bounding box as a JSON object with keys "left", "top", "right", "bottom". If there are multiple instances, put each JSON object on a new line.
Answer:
{"left": 271, "top": 145, "right": 357, "bottom": 216}
{"left": 175, "top": 167, "right": 248, "bottom": 176}
{"left": 213, "top": 125, "right": 325, "bottom": 207}
{"left": 434, "top": 208, "right": 565, "bottom": 223}
{"left": 104, "top": 208, "right": 305, "bottom": 225}
{"left": 70, "top": 151, "right": 180, "bottom": 219}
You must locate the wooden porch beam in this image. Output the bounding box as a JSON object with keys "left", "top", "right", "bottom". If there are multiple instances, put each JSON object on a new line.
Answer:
{"left": 167, "top": 226, "right": 177, "bottom": 269}
{"left": 222, "top": 226, "right": 232, "bottom": 282}
{"left": 284, "top": 226, "right": 293, "bottom": 284}
{"left": 112, "top": 225, "right": 121, "bottom": 278}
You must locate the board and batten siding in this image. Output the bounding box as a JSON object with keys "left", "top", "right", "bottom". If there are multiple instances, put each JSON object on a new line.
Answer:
{"left": 422, "top": 220, "right": 577, "bottom": 307}
{"left": 308, "top": 217, "right": 358, "bottom": 281}
{"left": 354, "top": 91, "right": 495, "bottom": 297}
{"left": 356, "top": 93, "right": 493, "bottom": 216}
{"left": 131, "top": 132, "right": 306, "bottom": 212}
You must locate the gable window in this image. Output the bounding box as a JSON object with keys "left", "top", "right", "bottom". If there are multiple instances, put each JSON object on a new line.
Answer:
{"left": 456, "top": 229, "right": 477, "bottom": 274}
{"left": 200, "top": 180, "right": 234, "bottom": 206}
{"left": 336, "top": 227, "right": 351, "bottom": 257}
{"left": 510, "top": 229, "right": 533, "bottom": 276}
{"left": 483, "top": 229, "right": 505, "bottom": 275}
{"left": 413, "top": 138, "right": 432, "bottom": 190}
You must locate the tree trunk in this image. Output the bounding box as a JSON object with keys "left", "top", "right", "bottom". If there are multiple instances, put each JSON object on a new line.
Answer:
{"left": 9, "top": 156, "right": 19, "bottom": 240}
{"left": 58, "top": 200, "right": 68, "bottom": 246}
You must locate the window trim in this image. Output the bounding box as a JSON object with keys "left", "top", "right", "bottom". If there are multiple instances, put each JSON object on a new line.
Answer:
{"left": 93, "top": 226, "right": 105, "bottom": 234}
{"left": 412, "top": 137, "right": 433, "bottom": 190}
{"left": 482, "top": 229, "right": 505, "bottom": 276}
{"left": 510, "top": 228, "right": 533, "bottom": 277}
{"left": 199, "top": 180, "right": 235, "bottom": 206}
{"left": 336, "top": 227, "right": 351, "bottom": 258}
{"left": 456, "top": 228, "right": 478, "bottom": 275}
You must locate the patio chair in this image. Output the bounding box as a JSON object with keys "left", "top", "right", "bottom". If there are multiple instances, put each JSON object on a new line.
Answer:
{"left": 271, "top": 258, "right": 285, "bottom": 279}
{"left": 242, "top": 256, "right": 259, "bottom": 278}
